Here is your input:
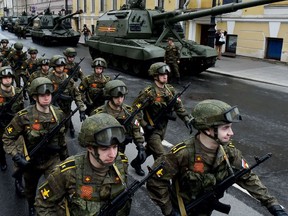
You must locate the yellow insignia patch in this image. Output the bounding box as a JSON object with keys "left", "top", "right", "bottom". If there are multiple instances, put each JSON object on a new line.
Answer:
{"left": 6, "top": 125, "right": 14, "bottom": 134}
{"left": 119, "top": 153, "right": 128, "bottom": 163}
{"left": 156, "top": 168, "right": 163, "bottom": 177}
{"left": 171, "top": 143, "right": 186, "bottom": 154}
{"left": 41, "top": 188, "right": 50, "bottom": 200}
{"left": 60, "top": 160, "right": 76, "bottom": 173}
{"left": 18, "top": 110, "right": 28, "bottom": 116}
{"left": 39, "top": 182, "right": 53, "bottom": 200}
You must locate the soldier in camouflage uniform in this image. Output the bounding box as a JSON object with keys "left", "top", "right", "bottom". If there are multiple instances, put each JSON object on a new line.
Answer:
{"left": 91, "top": 80, "right": 146, "bottom": 175}
{"left": 7, "top": 42, "right": 28, "bottom": 88}
{"left": 0, "top": 67, "right": 24, "bottom": 171}
{"left": 0, "top": 39, "right": 12, "bottom": 58}
{"left": 20, "top": 47, "right": 40, "bottom": 100}
{"left": 146, "top": 99, "right": 288, "bottom": 216}
{"left": 164, "top": 37, "right": 181, "bottom": 84}
{"left": 63, "top": 47, "right": 84, "bottom": 82}
{"left": 131, "top": 62, "right": 192, "bottom": 176}
{"left": 35, "top": 113, "right": 131, "bottom": 216}
{"left": 47, "top": 55, "right": 86, "bottom": 138}
{"left": 28, "top": 58, "right": 51, "bottom": 84}
{"left": 0, "top": 56, "right": 9, "bottom": 67}
{"left": 3, "top": 77, "right": 68, "bottom": 216}
{"left": 79, "top": 57, "right": 111, "bottom": 116}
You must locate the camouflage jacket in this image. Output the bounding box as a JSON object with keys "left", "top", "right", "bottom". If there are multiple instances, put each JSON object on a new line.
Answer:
{"left": 28, "top": 69, "right": 52, "bottom": 84}
{"left": 7, "top": 50, "right": 27, "bottom": 71}
{"left": 79, "top": 73, "right": 111, "bottom": 108}
{"left": 133, "top": 83, "right": 189, "bottom": 129}
{"left": 2, "top": 105, "right": 66, "bottom": 162}
{"left": 0, "top": 86, "right": 24, "bottom": 128}
{"left": 21, "top": 58, "right": 39, "bottom": 76}
{"left": 146, "top": 136, "right": 279, "bottom": 215}
{"left": 91, "top": 101, "right": 145, "bottom": 145}
{"left": 0, "top": 46, "right": 12, "bottom": 58}
{"left": 35, "top": 152, "right": 131, "bottom": 216}
{"left": 164, "top": 44, "right": 180, "bottom": 64}
{"left": 63, "top": 61, "right": 84, "bottom": 81}
{"left": 48, "top": 72, "right": 86, "bottom": 112}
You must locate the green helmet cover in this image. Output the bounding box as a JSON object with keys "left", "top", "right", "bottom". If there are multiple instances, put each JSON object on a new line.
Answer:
{"left": 104, "top": 80, "right": 128, "bottom": 97}
{"left": 50, "top": 55, "right": 66, "bottom": 67}
{"left": 148, "top": 62, "right": 171, "bottom": 76}
{"left": 91, "top": 57, "right": 107, "bottom": 68}
{"left": 29, "top": 77, "right": 54, "bottom": 96}
{"left": 28, "top": 47, "right": 38, "bottom": 54}
{"left": 14, "top": 42, "right": 23, "bottom": 50}
{"left": 63, "top": 47, "right": 77, "bottom": 57}
{"left": 0, "top": 66, "right": 15, "bottom": 78}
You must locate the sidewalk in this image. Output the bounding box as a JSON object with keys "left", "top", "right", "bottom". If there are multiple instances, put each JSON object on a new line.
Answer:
{"left": 206, "top": 56, "right": 288, "bottom": 87}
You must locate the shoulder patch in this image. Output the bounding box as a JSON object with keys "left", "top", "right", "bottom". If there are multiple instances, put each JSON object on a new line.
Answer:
{"left": 119, "top": 152, "right": 128, "bottom": 163}
{"left": 59, "top": 159, "right": 76, "bottom": 173}
{"left": 38, "top": 181, "right": 53, "bottom": 200}
{"left": 144, "top": 86, "right": 153, "bottom": 94}
{"left": 124, "top": 104, "right": 133, "bottom": 112}
{"left": 17, "top": 109, "right": 28, "bottom": 116}
{"left": 94, "top": 107, "right": 104, "bottom": 114}
{"left": 170, "top": 142, "right": 186, "bottom": 154}
{"left": 227, "top": 141, "right": 235, "bottom": 148}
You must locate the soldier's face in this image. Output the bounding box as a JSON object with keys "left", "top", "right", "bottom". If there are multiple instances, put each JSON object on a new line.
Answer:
{"left": 112, "top": 95, "right": 124, "bottom": 107}
{"left": 55, "top": 66, "right": 65, "bottom": 74}
{"left": 94, "top": 67, "right": 103, "bottom": 75}
{"left": 36, "top": 93, "right": 52, "bottom": 107}
{"left": 67, "top": 56, "right": 75, "bottom": 63}
{"left": 2, "top": 43, "right": 7, "bottom": 47}
{"left": 41, "top": 65, "right": 50, "bottom": 72}
{"left": 216, "top": 123, "right": 234, "bottom": 143}
{"left": 1, "top": 77, "right": 12, "bottom": 87}
{"left": 30, "top": 53, "right": 37, "bottom": 59}
{"left": 158, "top": 74, "right": 168, "bottom": 84}
{"left": 98, "top": 145, "right": 118, "bottom": 164}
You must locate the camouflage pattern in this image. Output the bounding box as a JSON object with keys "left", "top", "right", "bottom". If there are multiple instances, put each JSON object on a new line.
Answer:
{"left": 91, "top": 101, "right": 144, "bottom": 152}
{"left": 21, "top": 57, "right": 39, "bottom": 77}
{"left": 0, "top": 43, "right": 13, "bottom": 58}
{"left": 91, "top": 58, "right": 107, "bottom": 68}
{"left": 35, "top": 152, "right": 131, "bottom": 216}
{"left": 63, "top": 61, "right": 84, "bottom": 82}
{"left": 148, "top": 62, "right": 171, "bottom": 77}
{"left": 164, "top": 42, "right": 180, "bottom": 78}
{"left": 133, "top": 83, "right": 189, "bottom": 159}
{"left": 2, "top": 105, "right": 66, "bottom": 206}
{"left": 28, "top": 68, "right": 52, "bottom": 84}
{"left": 7, "top": 49, "right": 28, "bottom": 87}
{"left": 79, "top": 73, "right": 111, "bottom": 115}
{"left": 146, "top": 137, "right": 280, "bottom": 216}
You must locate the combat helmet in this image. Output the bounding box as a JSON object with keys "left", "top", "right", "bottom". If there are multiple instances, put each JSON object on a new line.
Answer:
{"left": 1, "top": 39, "right": 9, "bottom": 44}
{"left": 148, "top": 62, "right": 171, "bottom": 77}
{"left": 0, "top": 66, "right": 15, "bottom": 78}
{"left": 14, "top": 42, "right": 23, "bottom": 51}
{"left": 29, "top": 77, "right": 54, "bottom": 96}
{"left": 91, "top": 57, "right": 107, "bottom": 68}
{"left": 63, "top": 47, "right": 77, "bottom": 57}
{"left": 192, "top": 99, "right": 242, "bottom": 130}
{"left": 38, "top": 58, "right": 50, "bottom": 66}
{"left": 28, "top": 47, "right": 38, "bottom": 54}
{"left": 104, "top": 80, "right": 128, "bottom": 98}
{"left": 78, "top": 113, "right": 125, "bottom": 148}
{"left": 50, "top": 55, "right": 66, "bottom": 67}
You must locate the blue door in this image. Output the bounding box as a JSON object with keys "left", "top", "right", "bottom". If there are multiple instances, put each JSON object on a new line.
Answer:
{"left": 266, "top": 38, "right": 283, "bottom": 60}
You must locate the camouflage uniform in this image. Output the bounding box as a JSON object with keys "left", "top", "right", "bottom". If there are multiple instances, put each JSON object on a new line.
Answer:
{"left": 2, "top": 106, "right": 66, "bottom": 212}
{"left": 79, "top": 73, "right": 111, "bottom": 115}
{"left": 7, "top": 42, "right": 28, "bottom": 87}
{"left": 35, "top": 113, "right": 131, "bottom": 216}
{"left": 35, "top": 153, "right": 130, "bottom": 216}
{"left": 0, "top": 39, "right": 12, "bottom": 58}
{"left": 133, "top": 82, "right": 189, "bottom": 159}
{"left": 164, "top": 37, "right": 181, "bottom": 80}
{"left": 28, "top": 58, "right": 51, "bottom": 84}
{"left": 63, "top": 48, "right": 85, "bottom": 82}
{"left": 92, "top": 101, "right": 144, "bottom": 153}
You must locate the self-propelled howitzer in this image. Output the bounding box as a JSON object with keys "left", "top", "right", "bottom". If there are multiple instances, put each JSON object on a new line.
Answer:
{"left": 86, "top": 0, "right": 285, "bottom": 76}
{"left": 31, "top": 10, "right": 83, "bottom": 46}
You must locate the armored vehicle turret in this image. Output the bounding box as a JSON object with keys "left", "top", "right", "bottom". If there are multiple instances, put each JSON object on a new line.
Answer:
{"left": 7, "top": 16, "right": 18, "bottom": 33}
{"left": 86, "top": 0, "right": 285, "bottom": 76}
{"left": 31, "top": 9, "right": 83, "bottom": 46}
{"left": 14, "top": 12, "right": 39, "bottom": 39}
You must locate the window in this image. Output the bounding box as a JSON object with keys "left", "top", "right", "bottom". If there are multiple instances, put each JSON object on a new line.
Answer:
{"left": 77, "top": 0, "right": 80, "bottom": 11}
{"left": 84, "top": 0, "right": 87, "bottom": 13}
{"left": 178, "top": 0, "right": 185, "bottom": 9}
{"left": 158, "top": 0, "right": 164, "bottom": 8}
{"left": 113, "top": 0, "right": 117, "bottom": 10}
{"left": 91, "top": 0, "right": 95, "bottom": 13}
{"left": 100, "top": 0, "right": 105, "bottom": 12}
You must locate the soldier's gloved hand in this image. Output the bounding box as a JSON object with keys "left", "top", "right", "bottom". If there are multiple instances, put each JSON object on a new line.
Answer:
{"left": 184, "top": 115, "right": 193, "bottom": 134}
{"left": 79, "top": 111, "right": 86, "bottom": 122}
{"left": 136, "top": 143, "right": 146, "bottom": 164}
{"left": 268, "top": 205, "right": 288, "bottom": 216}
{"left": 12, "top": 153, "right": 29, "bottom": 169}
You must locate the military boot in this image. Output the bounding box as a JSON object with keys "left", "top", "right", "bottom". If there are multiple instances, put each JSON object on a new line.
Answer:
{"left": 15, "top": 178, "right": 25, "bottom": 197}
{"left": 131, "top": 159, "right": 145, "bottom": 176}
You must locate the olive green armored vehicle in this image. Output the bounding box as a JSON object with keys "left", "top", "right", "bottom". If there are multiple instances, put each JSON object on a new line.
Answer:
{"left": 86, "top": 0, "right": 285, "bottom": 76}
{"left": 31, "top": 8, "right": 82, "bottom": 46}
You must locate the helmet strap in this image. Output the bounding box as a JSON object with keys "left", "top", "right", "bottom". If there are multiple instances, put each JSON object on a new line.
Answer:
{"left": 202, "top": 126, "right": 222, "bottom": 145}
{"left": 89, "top": 146, "right": 116, "bottom": 168}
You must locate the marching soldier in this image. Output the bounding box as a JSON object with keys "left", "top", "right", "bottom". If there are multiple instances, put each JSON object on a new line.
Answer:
{"left": 3, "top": 77, "right": 67, "bottom": 216}
{"left": 7, "top": 42, "right": 27, "bottom": 88}
{"left": 0, "top": 39, "right": 12, "bottom": 58}
{"left": 0, "top": 67, "right": 24, "bottom": 171}
{"left": 28, "top": 58, "right": 51, "bottom": 83}
{"left": 63, "top": 47, "right": 84, "bottom": 82}
{"left": 47, "top": 55, "right": 86, "bottom": 138}
{"left": 164, "top": 37, "right": 181, "bottom": 84}
{"left": 131, "top": 62, "right": 192, "bottom": 176}
{"left": 35, "top": 113, "right": 131, "bottom": 216}
{"left": 91, "top": 80, "right": 146, "bottom": 174}
{"left": 79, "top": 57, "right": 111, "bottom": 116}
{"left": 146, "top": 99, "right": 288, "bottom": 216}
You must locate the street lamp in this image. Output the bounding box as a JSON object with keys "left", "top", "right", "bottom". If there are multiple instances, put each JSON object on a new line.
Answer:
{"left": 207, "top": 0, "right": 216, "bottom": 48}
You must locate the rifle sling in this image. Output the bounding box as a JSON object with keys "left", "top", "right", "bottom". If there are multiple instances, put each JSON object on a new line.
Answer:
{"left": 145, "top": 110, "right": 154, "bottom": 127}
{"left": 113, "top": 163, "right": 125, "bottom": 185}
{"left": 176, "top": 179, "right": 187, "bottom": 216}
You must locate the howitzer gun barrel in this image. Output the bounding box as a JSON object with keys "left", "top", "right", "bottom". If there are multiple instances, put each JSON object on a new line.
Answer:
{"left": 57, "top": 10, "right": 83, "bottom": 22}
{"left": 154, "top": 0, "right": 286, "bottom": 25}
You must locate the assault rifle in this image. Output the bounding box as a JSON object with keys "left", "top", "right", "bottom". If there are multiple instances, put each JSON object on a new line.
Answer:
{"left": 51, "top": 57, "right": 84, "bottom": 106}
{"left": 0, "top": 83, "right": 28, "bottom": 118}
{"left": 152, "top": 82, "right": 191, "bottom": 126}
{"left": 185, "top": 153, "right": 272, "bottom": 214}
{"left": 12, "top": 106, "right": 80, "bottom": 178}
{"left": 122, "top": 97, "right": 150, "bottom": 128}
{"left": 98, "top": 161, "right": 165, "bottom": 216}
